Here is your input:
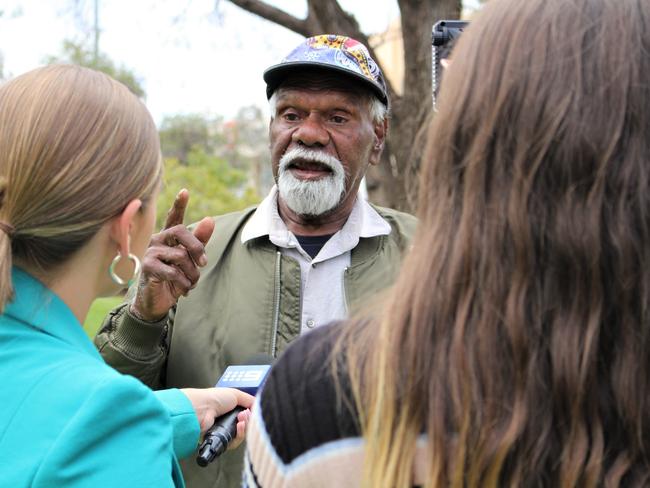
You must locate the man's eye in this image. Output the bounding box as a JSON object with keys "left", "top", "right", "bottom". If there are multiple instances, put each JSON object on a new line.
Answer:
{"left": 331, "top": 115, "right": 347, "bottom": 124}
{"left": 283, "top": 113, "right": 300, "bottom": 121}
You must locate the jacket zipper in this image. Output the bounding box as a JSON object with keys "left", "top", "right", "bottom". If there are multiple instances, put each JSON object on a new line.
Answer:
{"left": 271, "top": 251, "right": 281, "bottom": 358}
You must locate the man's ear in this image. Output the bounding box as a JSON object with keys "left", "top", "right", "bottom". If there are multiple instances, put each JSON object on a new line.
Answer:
{"left": 109, "top": 199, "right": 142, "bottom": 256}
{"left": 369, "top": 117, "right": 388, "bottom": 166}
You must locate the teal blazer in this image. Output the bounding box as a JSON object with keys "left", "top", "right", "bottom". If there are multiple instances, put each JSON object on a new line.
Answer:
{"left": 0, "top": 268, "right": 200, "bottom": 487}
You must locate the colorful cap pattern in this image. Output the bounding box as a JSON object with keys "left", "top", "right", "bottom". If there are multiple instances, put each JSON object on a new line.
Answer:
{"left": 263, "top": 35, "right": 388, "bottom": 105}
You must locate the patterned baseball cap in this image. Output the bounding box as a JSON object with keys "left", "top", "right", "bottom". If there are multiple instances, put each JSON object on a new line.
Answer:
{"left": 263, "top": 35, "right": 388, "bottom": 105}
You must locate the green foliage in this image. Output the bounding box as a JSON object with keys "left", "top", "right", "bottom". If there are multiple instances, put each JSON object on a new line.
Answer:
{"left": 158, "top": 110, "right": 273, "bottom": 202}
{"left": 223, "top": 106, "right": 274, "bottom": 193}
{"left": 159, "top": 113, "right": 225, "bottom": 164}
{"left": 157, "top": 147, "right": 261, "bottom": 229}
{"left": 83, "top": 296, "right": 122, "bottom": 338}
{"left": 45, "top": 40, "right": 145, "bottom": 98}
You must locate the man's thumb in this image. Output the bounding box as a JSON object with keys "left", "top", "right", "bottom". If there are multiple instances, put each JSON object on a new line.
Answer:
{"left": 193, "top": 217, "right": 214, "bottom": 246}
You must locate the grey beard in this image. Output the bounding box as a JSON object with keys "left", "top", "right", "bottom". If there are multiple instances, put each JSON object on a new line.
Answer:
{"left": 277, "top": 147, "right": 346, "bottom": 217}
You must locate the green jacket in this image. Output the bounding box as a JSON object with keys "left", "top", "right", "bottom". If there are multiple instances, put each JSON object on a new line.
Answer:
{"left": 95, "top": 204, "right": 416, "bottom": 488}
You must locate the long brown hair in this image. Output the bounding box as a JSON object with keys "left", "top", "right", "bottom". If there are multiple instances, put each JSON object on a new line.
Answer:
{"left": 343, "top": 0, "right": 650, "bottom": 485}
{"left": 0, "top": 65, "right": 162, "bottom": 312}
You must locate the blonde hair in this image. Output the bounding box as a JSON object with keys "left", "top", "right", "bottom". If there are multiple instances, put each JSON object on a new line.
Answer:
{"left": 0, "top": 64, "right": 162, "bottom": 312}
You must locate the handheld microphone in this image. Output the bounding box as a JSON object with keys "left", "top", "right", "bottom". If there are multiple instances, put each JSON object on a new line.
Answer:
{"left": 196, "top": 358, "right": 272, "bottom": 467}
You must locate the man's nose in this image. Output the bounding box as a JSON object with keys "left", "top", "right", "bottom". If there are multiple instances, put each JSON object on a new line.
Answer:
{"left": 292, "top": 113, "right": 329, "bottom": 147}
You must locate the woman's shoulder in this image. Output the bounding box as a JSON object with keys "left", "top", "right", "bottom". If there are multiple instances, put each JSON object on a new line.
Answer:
{"left": 2, "top": 353, "right": 177, "bottom": 487}
{"left": 264, "top": 321, "right": 348, "bottom": 411}
{"left": 49, "top": 349, "right": 165, "bottom": 412}
{"left": 32, "top": 355, "right": 171, "bottom": 438}
{"left": 255, "top": 321, "right": 361, "bottom": 457}
{"left": 31, "top": 371, "right": 178, "bottom": 487}
{"left": 245, "top": 321, "right": 371, "bottom": 487}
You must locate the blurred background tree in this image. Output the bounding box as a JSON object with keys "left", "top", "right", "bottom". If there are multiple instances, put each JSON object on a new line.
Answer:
{"left": 156, "top": 108, "right": 269, "bottom": 225}
{"left": 219, "top": 106, "right": 274, "bottom": 195}
{"left": 159, "top": 108, "right": 271, "bottom": 198}
{"left": 45, "top": 40, "right": 145, "bottom": 98}
{"left": 157, "top": 147, "right": 260, "bottom": 229}
{"left": 159, "top": 113, "right": 224, "bottom": 164}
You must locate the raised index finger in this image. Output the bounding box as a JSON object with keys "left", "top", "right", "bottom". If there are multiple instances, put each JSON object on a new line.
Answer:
{"left": 164, "top": 188, "right": 189, "bottom": 230}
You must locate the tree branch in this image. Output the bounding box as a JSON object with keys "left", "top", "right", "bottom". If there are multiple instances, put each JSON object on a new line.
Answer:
{"left": 227, "top": 0, "right": 311, "bottom": 36}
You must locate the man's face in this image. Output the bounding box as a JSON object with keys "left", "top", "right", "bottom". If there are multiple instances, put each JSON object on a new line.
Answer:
{"left": 269, "top": 84, "right": 385, "bottom": 218}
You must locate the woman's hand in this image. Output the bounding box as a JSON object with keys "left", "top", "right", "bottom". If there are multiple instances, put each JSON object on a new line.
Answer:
{"left": 181, "top": 387, "right": 254, "bottom": 449}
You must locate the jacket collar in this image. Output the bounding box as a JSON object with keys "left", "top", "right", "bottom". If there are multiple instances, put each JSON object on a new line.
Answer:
{"left": 3, "top": 267, "right": 103, "bottom": 360}
{"left": 240, "top": 186, "right": 391, "bottom": 246}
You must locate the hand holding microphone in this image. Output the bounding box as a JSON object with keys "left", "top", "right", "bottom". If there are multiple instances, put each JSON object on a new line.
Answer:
{"left": 181, "top": 387, "right": 254, "bottom": 435}
{"left": 196, "top": 359, "right": 272, "bottom": 467}
{"left": 180, "top": 386, "right": 254, "bottom": 465}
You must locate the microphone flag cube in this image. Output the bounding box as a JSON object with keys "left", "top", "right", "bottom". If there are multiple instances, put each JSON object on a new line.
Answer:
{"left": 215, "top": 365, "right": 271, "bottom": 395}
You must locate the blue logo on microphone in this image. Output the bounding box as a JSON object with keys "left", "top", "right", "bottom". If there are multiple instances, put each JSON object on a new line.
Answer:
{"left": 215, "top": 365, "right": 271, "bottom": 395}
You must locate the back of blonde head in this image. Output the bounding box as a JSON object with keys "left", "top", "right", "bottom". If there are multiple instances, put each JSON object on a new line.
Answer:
{"left": 0, "top": 64, "right": 161, "bottom": 312}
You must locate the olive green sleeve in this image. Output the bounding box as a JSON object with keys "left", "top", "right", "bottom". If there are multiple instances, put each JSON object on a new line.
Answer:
{"left": 93, "top": 302, "right": 171, "bottom": 389}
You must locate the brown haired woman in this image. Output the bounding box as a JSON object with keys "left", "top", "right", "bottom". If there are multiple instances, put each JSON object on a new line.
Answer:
{"left": 244, "top": 0, "right": 650, "bottom": 486}
{"left": 0, "top": 65, "right": 253, "bottom": 487}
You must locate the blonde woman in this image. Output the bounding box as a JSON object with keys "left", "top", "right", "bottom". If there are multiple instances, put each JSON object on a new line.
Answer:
{"left": 245, "top": 0, "right": 650, "bottom": 486}
{"left": 0, "top": 65, "right": 253, "bottom": 487}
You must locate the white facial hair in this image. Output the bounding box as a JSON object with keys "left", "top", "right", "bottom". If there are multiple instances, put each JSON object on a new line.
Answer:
{"left": 277, "top": 147, "right": 346, "bottom": 217}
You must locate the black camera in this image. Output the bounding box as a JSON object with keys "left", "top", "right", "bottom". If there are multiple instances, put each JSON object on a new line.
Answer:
{"left": 432, "top": 20, "right": 468, "bottom": 109}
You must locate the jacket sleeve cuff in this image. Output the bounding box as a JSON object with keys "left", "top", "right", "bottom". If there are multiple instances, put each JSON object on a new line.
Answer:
{"left": 154, "top": 388, "right": 201, "bottom": 459}
{"left": 108, "top": 304, "right": 168, "bottom": 358}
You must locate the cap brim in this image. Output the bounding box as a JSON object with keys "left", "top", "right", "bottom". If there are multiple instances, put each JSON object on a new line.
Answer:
{"left": 263, "top": 61, "right": 388, "bottom": 105}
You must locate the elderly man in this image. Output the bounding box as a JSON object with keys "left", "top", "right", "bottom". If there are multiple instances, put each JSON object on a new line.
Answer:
{"left": 95, "top": 35, "right": 416, "bottom": 487}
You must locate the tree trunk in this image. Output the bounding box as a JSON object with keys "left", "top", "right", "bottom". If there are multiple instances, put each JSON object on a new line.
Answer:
{"left": 227, "top": 0, "right": 462, "bottom": 213}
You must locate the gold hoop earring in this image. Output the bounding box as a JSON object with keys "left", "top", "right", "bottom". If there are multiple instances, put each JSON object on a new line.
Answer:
{"left": 109, "top": 253, "right": 141, "bottom": 287}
